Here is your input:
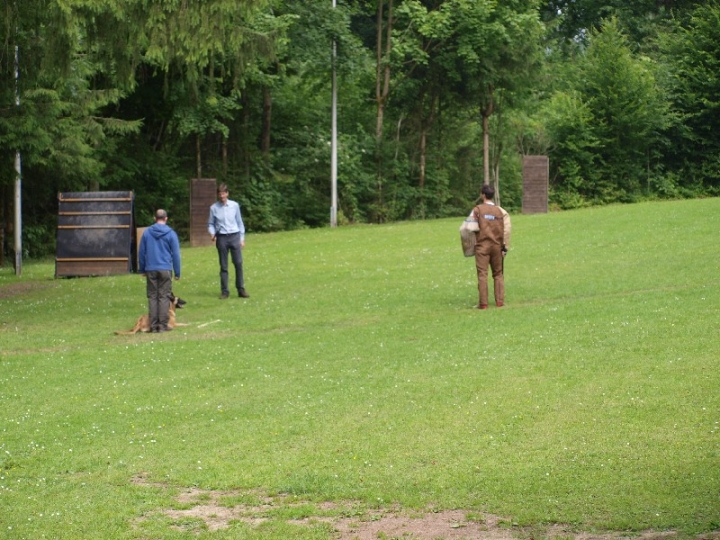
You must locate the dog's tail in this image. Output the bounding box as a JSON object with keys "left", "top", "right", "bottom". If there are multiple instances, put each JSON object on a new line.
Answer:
{"left": 114, "top": 329, "right": 139, "bottom": 335}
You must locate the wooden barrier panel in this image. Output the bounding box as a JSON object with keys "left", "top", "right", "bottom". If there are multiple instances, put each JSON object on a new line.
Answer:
{"left": 55, "top": 191, "right": 135, "bottom": 277}
{"left": 190, "top": 179, "right": 217, "bottom": 247}
{"left": 522, "top": 155, "right": 549, "bottom": 214}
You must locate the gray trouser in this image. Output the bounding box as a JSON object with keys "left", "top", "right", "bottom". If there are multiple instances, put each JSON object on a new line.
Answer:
{"left": 146, "top": 270, "right": 172, "bottom": 330}
{"left": 216, "top": 232, "right": 244, "bottom": 295}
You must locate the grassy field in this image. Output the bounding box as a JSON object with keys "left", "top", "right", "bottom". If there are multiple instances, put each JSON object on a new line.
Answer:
{"left": 1, "top": 198, "right": 719, "bottom": 539}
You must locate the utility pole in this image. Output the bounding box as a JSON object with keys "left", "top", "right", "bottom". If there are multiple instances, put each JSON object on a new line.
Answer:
{"left": 14, "top": 44, "right": 22, "bottom": 276}
{"left": 330, "top": 0, "right": 338, "bottom": 227}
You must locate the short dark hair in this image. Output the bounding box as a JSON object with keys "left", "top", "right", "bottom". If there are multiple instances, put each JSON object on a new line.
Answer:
{"left": 481, "top": 184, "right": 495, "bottom": 201}
{"left": 155, "top": 209, "right": 168, "bottom": 221}
{"left": 217, "top": 183, "right": 229, "bottom": 194}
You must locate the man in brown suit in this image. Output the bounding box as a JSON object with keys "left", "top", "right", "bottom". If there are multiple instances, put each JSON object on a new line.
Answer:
{"left": 472, "top": 184, "right": 511, "bottom": 309}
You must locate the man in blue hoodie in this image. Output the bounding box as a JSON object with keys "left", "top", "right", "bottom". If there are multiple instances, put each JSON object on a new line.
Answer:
{"left": 139, "top": 209, "right": 181, "bottom": 332}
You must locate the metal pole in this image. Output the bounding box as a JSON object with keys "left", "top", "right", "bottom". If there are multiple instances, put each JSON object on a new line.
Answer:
{"left": 14, "top": 44, "right": 22, "bottom": 276}
{"left": 330, "top": 0, "right": 338, "bottom": 228}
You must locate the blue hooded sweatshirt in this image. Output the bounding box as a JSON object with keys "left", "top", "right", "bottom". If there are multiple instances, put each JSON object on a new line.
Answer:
{"left": 139, "top": 223, "right": 181, "bottom": 277}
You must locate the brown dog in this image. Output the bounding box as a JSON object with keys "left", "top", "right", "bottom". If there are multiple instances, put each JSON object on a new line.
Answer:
{"left": 115, "top": 295, "right": 188, "bottom": 335}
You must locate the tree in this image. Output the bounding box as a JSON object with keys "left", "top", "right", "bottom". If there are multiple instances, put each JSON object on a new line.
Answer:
{"left": 374, "top": 0, "right": 395, "bottom": 217}
{"left": 544, "top": 17, "right": 669, "bottom": 204}
{"left": 397, "top": 0, "right": 543, "bottom": 191}
{"left": 540, "top": 0, "right": 698, "bottom": 46}
{"left": 0, "top": 0, "right": 141, "bottom": 256}
{"left": 659, "top": 1, "right": 720, "bottom": 193}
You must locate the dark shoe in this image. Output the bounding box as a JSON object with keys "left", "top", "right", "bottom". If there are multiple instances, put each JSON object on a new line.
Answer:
{"left": 162, "top": 326, "right": 172, "bottom": 332}
{"left": 220, "top": 292, "right": 229, "bottom": 300}
{"left": 238, "top": 289, "right": 250, "bottom": 298}
{"left": 156, "top": 327, "right": 166, "bottom": 333}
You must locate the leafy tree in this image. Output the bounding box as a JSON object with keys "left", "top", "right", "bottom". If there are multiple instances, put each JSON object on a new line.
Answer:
{"left": 581, "top": 18, "right": 668, "bottom": 197}
{"left": 0, "top": 0, "right": 140, "bottom": 256}
{"left": 256, "top": 0, "right": 372, "bottom": 227}
{"left": 544, "top": 89, "right": 602, "bottom": 206}
{"left": 394, "top": 0, "right": 543, "bottom": 199}
{"left": 544, "top": 18, "right": 668, "bottom": 205}
{"left": 540, "top": 0, "right": 698, "bottom": 46}
{"left": 659, "top": 1, "right": 720, "bottom": 194}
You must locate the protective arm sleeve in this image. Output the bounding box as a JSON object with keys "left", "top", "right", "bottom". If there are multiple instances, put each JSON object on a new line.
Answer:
{"left": 501, "top": 208, "right": 511, "bottom": 250}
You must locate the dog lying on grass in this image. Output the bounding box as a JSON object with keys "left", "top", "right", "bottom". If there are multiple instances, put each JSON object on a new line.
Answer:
{"left": 114, "top": 295, "right": 188, "bottom": 335}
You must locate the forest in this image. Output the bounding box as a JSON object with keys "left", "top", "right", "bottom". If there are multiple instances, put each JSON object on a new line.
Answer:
{"left": 1, "top": 0, "right": 718, "bottom": 258}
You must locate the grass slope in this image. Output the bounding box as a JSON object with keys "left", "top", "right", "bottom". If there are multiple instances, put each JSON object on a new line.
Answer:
{"left": 1, "top": 198, "right": 719, "bottom": 539}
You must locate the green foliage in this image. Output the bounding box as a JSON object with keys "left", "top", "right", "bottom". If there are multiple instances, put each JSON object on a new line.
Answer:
{"left": 265, "top": 80, "right": 337, "bottom": 228}
{"left": 544, "top": 89, "right": 602, "bottom": 203}
{"left": 659, "top": 2, "right": 720, "bottom": 192}
{"left": 131, "top": 0, "right": 274, "bottom": 81}
{"left": 540, "top": 0, "right": 699, "bottom": 45}
{"left": 582, "top": 19, "right": 667, "bottom": 193}
{"left": 1, "top": 0, "right": 140, "bottom": 260}
{"left": 369, "top": 0, "right": 543, "bottom": 217}
{"left": 542, "top": 18, "right": 669, "bottom": 206}
{"left": 171, "top": 90, "right": 239, "bottom": 142}
{"left": 0, "top": 38, "right": 139, "bottom": 187}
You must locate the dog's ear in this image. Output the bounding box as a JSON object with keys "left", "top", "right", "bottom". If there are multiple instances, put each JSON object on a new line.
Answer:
{"left": 176, "top": 297, "right": 187, "bottom": 308}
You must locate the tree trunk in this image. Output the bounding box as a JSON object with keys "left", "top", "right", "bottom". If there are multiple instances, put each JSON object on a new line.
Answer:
{"left": 492, "top": 108, "right": 503, "bottom": 205}
{"left": 375, "top": 0, "right": 393, "bottom": 142}
{"left": 261, "top": 85, "right": 272, "bottom": 162}
{"left": 419, "top": 127, "right": 427, "bottom": 190}
{"left": 375, "top": 0, "right": 385, "bottom": 192}
{"left": 481, "top": 85, "right": 494, "bottom": 186}
{"left": 242, "top": 92, "right": 251, "bottom": 181}
{"left": 419, "top": 93, "right": 437, "bottom": 190}
{"left": 375, "top": 0, "right": 394, "bottom": 221}
{"left": 222, "top": 137, "right": 228, "bottom": 178}
{"left": 196, "top": 135, "right": 202, "bottom": 179}
{"left": 0, "top": 185, "right": 6, "bottom": 267}
{"left": 394, "top": 114, "right": 404, "bottom": 161}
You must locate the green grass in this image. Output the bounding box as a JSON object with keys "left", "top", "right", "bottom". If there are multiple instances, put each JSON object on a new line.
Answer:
{"left": 1, "top": 198, "right": 719, "bottom": 539}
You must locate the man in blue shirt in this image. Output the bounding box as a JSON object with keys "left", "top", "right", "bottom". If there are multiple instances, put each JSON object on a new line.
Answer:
{"left": 208, "top": 183, "right": 249, "bottom": 299}
{"left": 139, "top": 209, "right": 181, "bottom": 332}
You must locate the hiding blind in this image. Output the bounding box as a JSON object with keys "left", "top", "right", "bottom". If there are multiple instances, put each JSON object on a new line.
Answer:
{"left": 55, "top": 191, "right": 135, "bottom": 277}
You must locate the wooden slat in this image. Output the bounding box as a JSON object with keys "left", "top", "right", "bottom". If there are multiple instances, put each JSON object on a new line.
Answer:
{"left": 56, "top": 257, "right": 129, "bottom": 262}
{"left": 58, "top": 197, "right": 133, "bottom": 202}
{"left": 58, "top": 225, "right": 130, "bottom": 229}
{"left": 55, "top": 260, "right": 129, "bottom": 277}
{"left": 59, "top": 211, "right": 131, "bottom": 216}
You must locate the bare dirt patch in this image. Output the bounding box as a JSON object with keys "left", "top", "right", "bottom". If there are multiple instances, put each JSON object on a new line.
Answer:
{"left": 332, "top": 509, "right": 515, "bottom": 540}
{"left": 130, "top": 475, "right": 718, "bottom": 539}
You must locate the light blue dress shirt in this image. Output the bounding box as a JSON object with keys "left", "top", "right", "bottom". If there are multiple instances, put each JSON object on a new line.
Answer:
{"left": 208, "top": 199, "right": 246, "bottom": 242}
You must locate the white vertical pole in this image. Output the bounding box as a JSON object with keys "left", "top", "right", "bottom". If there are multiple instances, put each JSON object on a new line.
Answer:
{"left": 14, "top": 44, "right": 22, "bottom": 276}
{"left": 330, "top": 0, "right": 338, "bottom": 228}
